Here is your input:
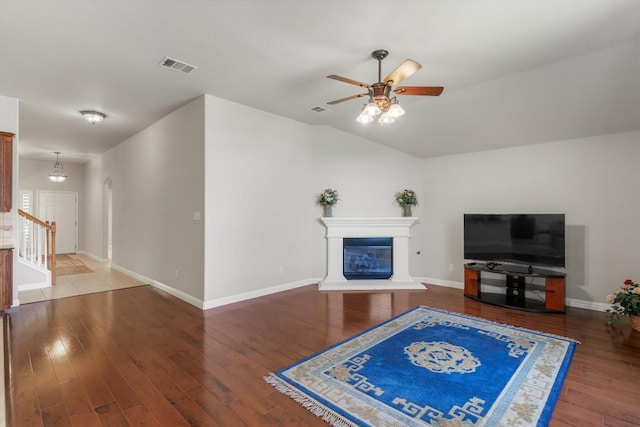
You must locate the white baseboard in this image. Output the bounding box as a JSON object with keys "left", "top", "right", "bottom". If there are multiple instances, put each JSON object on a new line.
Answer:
{"left": 110, "top": 263, "right": 317, "bottom": 311}
{"left": 202, "top": 278, "right": 321, "bottom": 310}
{"left": 90, "top": 262, "right": 613, "bottom": 315}
{"left": 417, "top": 277, "right": 464, "bottom": 289}
{"left": 17, "top": 282, "right": 50, "bottom": 291}
{"left": 567, "top": 298, "right": 608, "bottom": 312}
{"left": 110, "top": 263, "right": 205, "bottom": 308}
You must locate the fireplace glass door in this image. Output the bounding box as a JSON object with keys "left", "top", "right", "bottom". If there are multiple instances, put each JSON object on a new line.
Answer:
{"left": 343, "top": 237, "right": 393, "bottom": 280}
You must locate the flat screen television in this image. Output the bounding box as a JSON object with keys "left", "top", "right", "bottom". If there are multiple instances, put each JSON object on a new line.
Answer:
{"left": 464, "top": 214, "right": 565, "bottom": 268}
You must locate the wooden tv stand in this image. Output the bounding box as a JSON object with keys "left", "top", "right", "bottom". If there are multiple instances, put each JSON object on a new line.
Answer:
{"left": 464, "top": 263, "right": 566, "bottom": 313}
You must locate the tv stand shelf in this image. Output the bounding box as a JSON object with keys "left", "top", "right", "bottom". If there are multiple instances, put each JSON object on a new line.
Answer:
{"left": 464, "top": 263, "right": 566, "bottom": 313}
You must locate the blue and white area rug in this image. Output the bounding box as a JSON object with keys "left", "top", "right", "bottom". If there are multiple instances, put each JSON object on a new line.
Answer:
{"left": 265, "top": 306, "right": 578, "bottom": 426}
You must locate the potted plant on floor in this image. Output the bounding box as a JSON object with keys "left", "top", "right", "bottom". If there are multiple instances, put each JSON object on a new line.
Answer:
{"left": 606, "top": 279, "right": 640, "bottom": 331}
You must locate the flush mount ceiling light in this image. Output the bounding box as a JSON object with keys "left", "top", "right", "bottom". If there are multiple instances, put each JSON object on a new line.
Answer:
{"left": 49, "top": 152, "right": 67, "bottom": 182}
{"left": 327, "top": 49, "right": 444, "bottom": 126}
{"left": 80, "top": 110, "right": 107, "bottom": 124}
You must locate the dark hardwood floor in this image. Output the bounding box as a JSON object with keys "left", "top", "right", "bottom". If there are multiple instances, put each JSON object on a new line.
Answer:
{"left": 4, "top": 283, "right": 640, "bottom": 426}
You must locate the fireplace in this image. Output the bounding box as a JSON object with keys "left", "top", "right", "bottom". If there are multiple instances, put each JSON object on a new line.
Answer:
{"left": 319, "top": 217, "right": 424, "bottom": 290}
{"left": 343, "top": 237, "right": 393, "bottom": 280}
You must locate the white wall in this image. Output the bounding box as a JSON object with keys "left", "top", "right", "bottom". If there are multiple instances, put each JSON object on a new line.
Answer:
{"left": 84, "top": 96, "right": 205, "bottom": 300}
{"left": 309, "top": 126, "right": 426, "bottom": 278}
{"left": 0, "top": 95, "right": 18, "bottom": 134}
{"left": 421, "top": 130, "right": 640, "bottom": 307}
{"left": 19, "top": 159, "right": 85, "bottom": 249}
{"left": 202, "top": 96, "right": 426, "bottom": 305}
{"left": 203, "top": 95, "right": 314, "bottom": 303}
{"left": 80, "top": 91, "right": 638, "bottom": 311}
{"left": 84, "top": 158, "right": 107, "bottom": 258}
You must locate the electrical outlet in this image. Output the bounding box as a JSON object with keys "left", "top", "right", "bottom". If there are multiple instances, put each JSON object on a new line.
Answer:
{"left": 175, "top": 269, "right": 179, "bottom": 278}
{"left": 449, "top": 264, "right": 454, "bottom": 271}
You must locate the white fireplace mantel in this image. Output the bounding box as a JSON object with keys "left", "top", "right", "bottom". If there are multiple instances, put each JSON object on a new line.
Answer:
{"left": 318, "top": 217, "right": 425, "bottom": 291}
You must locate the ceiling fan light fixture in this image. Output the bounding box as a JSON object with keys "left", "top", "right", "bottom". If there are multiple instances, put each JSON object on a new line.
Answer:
{"left": 378, "top": 112, "right": 396, "bottom": 126}
{"left": 356, "top": 112, "right": 374, "bottom": 124}
{"left": 48, "top": 152, "right": 68, "bottom": 182}
{"left": 80, "top": 110, "right": 107, "bottom": 124}
{"left": 364, "top": 101, "right": 381, "bottom": 116}
{"left": 327, "top": 49, "right": 443, "bottom": 127}
{"left": 388, "top": 101, "right": 405, "bottom": 117}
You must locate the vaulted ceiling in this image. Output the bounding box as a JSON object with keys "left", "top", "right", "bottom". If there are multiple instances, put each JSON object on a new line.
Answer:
{"left": 2, "top": 0, "right": 638, "bottom": 163}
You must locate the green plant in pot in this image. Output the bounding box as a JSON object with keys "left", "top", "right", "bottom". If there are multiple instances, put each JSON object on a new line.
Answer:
{"left": 317, "top": 188, "right": 339, "bottom": 217}
{"left": 395, "top": 189, "right": 417, "bottom": 217}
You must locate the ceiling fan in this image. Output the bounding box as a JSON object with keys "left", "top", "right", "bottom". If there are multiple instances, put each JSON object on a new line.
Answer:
{"left": 327, "top": 49, "right": 443, "bottom": 124}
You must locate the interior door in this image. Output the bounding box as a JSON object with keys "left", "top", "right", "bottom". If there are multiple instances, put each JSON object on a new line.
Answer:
{"left": 38, "top": 191, "right": 78, "bottom": 254}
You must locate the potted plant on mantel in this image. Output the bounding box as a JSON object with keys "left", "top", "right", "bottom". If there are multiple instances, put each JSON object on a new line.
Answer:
{"left": 395, "top": 189, "right": 417, "bottom": 217}
{"left": 317, "top": 188, "right": 339, "bottom": 217}
{"left": 606, "top": 279, "right": 640, "bottom": 331}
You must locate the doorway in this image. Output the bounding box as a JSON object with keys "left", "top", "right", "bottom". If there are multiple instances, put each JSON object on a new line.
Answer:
{"left": 37, "top": 190, "right": 78, "bottom": 254}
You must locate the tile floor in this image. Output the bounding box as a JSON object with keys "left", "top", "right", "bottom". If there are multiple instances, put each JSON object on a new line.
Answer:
{"left": 18, "top": 254, "right": 147, "bottom": 304}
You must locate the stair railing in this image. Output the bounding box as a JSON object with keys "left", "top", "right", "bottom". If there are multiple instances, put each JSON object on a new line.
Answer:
{"left": 17, "top": 209, "right": 57, "bottom": 285}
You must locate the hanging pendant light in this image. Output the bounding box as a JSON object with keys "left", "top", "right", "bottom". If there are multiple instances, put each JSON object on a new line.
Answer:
{"left": 49, "top": 152, "right": 68, "bottom": 182}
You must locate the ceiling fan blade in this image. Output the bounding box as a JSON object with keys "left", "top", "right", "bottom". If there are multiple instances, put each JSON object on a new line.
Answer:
{"left": 394, "top": 86, "right": 444, "bottom": 96}
{"left": 383, "top": 59, "right": 422, "bottom": 85}
{"left": 327, "top": 93, "right": 369, "bottom": 105}
{"left": 327, "top": 75, "right": 370, "bottom": 88}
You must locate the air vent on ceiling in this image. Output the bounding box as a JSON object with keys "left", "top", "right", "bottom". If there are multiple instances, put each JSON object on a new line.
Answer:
{"left": 311, "top": 106, "right": 330, "bottom": 113}
{"left": 159, "top": 56, "right": 198, "bottom": 74}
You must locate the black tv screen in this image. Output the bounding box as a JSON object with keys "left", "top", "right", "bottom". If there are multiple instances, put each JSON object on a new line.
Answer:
{"left": 464, "top": 214, "right": 565, "bottom": 268}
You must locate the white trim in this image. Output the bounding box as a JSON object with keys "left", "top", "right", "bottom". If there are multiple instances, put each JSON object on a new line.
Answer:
{"left": 567, "top": 298, "right": 609, "bottom": 312}
{"left": 111, "top": 263, "right": 317, "bottom": 311}
{"left": 417, "top": 277, "right": 463, "bottom": 289}
{"left": 110, "top": 263, "right": 204, "bottom": 308}
{"left": 84, "top": 258, "right": 613, "bottom": 314}
{"left": 202, "top": 278, "right": 320, "bottom": 310}
{"left": 17, "top": 282, "right": 50, "bottom": 291}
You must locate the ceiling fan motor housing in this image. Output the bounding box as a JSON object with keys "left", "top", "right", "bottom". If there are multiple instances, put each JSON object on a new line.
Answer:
{"left": 371, "top": 83, "right": 392, "bottom": 111}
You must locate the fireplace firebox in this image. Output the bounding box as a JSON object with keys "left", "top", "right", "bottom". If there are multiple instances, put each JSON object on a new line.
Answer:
{"left": 343, "top": 237, "right": 393, "bottom": 280}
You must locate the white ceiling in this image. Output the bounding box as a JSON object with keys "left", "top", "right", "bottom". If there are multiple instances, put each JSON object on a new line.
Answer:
{"left": 1, "top": 0, "right": 639, "bottom": 163}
